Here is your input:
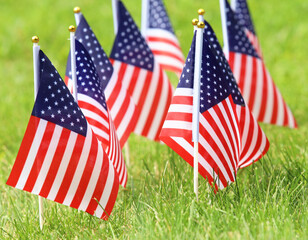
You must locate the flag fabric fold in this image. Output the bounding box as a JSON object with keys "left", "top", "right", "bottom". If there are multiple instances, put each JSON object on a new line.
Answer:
{"left": 65, "top": 13, "right": 138, "bottom": 147}
{"left": 223, "top": 0, "right": 297, "bottom": 128}
{"left": 143, "top": 0, "right": 185, "bottom": 75}
{"left": 110, "top": 0, "right": 174, "bottom": 141}
{"left": 160, "top": 23, "right": 269, "bottom": 190}
{"left": 7, "top": 50, "right": 119, "bottom": 219}
{"left": 72, "top": 40, "right": 128, "bottom": 187}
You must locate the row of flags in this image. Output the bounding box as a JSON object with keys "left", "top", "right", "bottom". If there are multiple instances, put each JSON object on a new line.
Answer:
{"left": 7, "top": 0, "right": 297, "bottom": 222}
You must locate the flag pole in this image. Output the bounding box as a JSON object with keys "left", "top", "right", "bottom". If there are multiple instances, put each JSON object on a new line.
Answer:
{"left": 32, "top": 36, "right": 44, "bottom": 230}
{"left": 111, "top": 0, "right": 119, "bottom": 35}
{"left": 230, "top": 0, "right": 236, "bottom": 10}
{"left": 219, "top": 0, "right": 230, "bottom": 58}
{"left": 192, "top": 20, "right": 205, "bottom": 201}
{"left": 73, "top": 6, "right": 82, "bottom": 26}
{"left": 69, "top": 26, "right": 78, "bottom": 101}
{"left": 141, "top": 0, "right": 149, "bottom": 36}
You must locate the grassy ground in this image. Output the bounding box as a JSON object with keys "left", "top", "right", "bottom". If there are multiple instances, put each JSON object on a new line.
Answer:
{"left": 0, "top": 0, "right": 307, "bottom": 239}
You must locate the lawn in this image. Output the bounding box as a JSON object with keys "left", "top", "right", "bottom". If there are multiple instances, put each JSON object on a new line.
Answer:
{"left": 0, "top": 0, "right": 307, "bottom": 239}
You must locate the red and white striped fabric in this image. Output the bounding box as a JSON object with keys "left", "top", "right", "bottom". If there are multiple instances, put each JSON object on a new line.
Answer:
{"left": 73, "top": 40, "right": 127, "bottom": 187}
{"left": 7, "top": 50, "right": 119, "bottom": 219}
{"left": 245, "top": 29, "right": 262, "bottom": 58}
{"left": 160, "top": 31, "right": 269, "bottom": 190}
{"left": 223, "top": 0, "right": 297, "bottom": 128}
{"left": 110, "top": 1, "right": 174, "bottom": 141}
{"left": 143, "top": 0, "right": 185, "bottom": 75}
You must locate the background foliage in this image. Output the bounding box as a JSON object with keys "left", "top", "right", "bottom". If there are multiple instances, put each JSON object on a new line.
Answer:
{"left": 0, "top": 0, "right": 307, "bottom": 239}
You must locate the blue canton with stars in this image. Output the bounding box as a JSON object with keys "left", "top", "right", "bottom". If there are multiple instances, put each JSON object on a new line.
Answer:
{"left": 225, "top": 0, "right": 259, "bottom": 58}
{"left": 110, "top": 0, "right": 154, "bottom": 71}
{"left": 234, "top": 0, "right": 256, "bottom": 34}
{"left": 75, "top": 40, "right": 108, "bottom": 110}
{"left": 202, "top": 19, "right": 245, "bottom": 106}
{"left": 33, "top": 50, "right": 87, "bottom": 136}
{"left": 178, "top": 28, "right": 245, "bottom": 113}
{"left": 65, "top": 14, "right": 113, "bottom": 90}
{"left": 148, "top": 0, "right": 174, "bottom": 34}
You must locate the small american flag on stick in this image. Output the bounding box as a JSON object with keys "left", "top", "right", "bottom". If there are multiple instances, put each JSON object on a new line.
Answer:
{"left": 7, "top": 50, "right": 119, "bottom": 219}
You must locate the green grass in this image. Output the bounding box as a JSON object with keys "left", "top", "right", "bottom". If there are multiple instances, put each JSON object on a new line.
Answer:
{"left": 0, "top": 0, "right": 307, "bottom": 239}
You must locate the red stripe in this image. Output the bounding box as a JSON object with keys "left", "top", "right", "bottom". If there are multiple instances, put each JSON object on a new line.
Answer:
{"left": 172, "top": 95, "right": 193, "bottom": 105}
{"left": 54, "top": 134, "right": 86, "bottom": 204}
{"left": 151, "top": 50, "right": 184, "bottom": 63}
{"left": 70, "top": 132, "right": 98, "bottom": 209}
{"left": 85, "top": 152, "right": 110, "bottom": 215}
{"left": 141, "top": 68, "right": 163, "bottom": 137}
{"left": 127, "top": 67, "right": 141, "bottom": 97}
{"left": 7, "top": 116, "right": 38, "bottom": 187}
{"left": 247, "top": 57, "right": 258, "bottom": 110}
{"left": 255, "top": 61, "right": 268, "bottom": 122}
{"left": 101, "top": 173, "right": 119, "bottom": 220}
{"left": 23, "top": 122, "right": 56, "bottom": 192}
{"left": 165, "top": 112, "right": 192, "bottom": 122}
{"left": 113, "top": 93, "right": 130, "bottom": 128}
{"left": 118, "top": 107, "right": 138, "bottom": 147}
{"left": 270, "top": 81, "right": 279, "bottom": 125}
{"left": 39, "top": 128, "right": 71, "bottom": 198}
{"left": 147, "top": 36, "right": 182, "bottom": 51}
{"left": 238, "top": 54, "right": 247, "bottom": 92}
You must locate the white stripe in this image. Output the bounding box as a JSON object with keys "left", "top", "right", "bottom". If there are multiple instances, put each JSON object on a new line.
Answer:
{"left": 121, "top": 64, "right": 135, "bottom": 91}
{"left": 90, "top": 125, "right": 110, "bottom": 142}
{"left": 153, "top": 55, "right": 184, "bottom": 69}
{"left": 262, "top": 67, "right": 274, "bottom": 123}
{"left": 237, "top": 105, "right": 249, "bottom": 153}
{"left": 94, "top": 161, "right": 115, "bottom": 218}
{"left": 82, "top": 110, "right": 109, "bottom": 130}
{"left": 168, "top": 104, "right": 193, "bottom": 113}
{"left": 62, "top": 128, "right": 93, "bottom": 206}
{"left": 148, "top": 42, "right": 184, "bottom": 60}
{"left": 146, "top": 29, "right": 181, "bottom": 45}
{"left": 78, "top": 139, "right": 105, "bottom": 212}
{"left": 232, "top": 53, "right": 242, "bottom": 81}
{"left": 147, "top": 72, "right": 172, "bottom": 139}
{"left": 273, "top": 78, "right": 285, "bottom": 126}
{"left": 173, "top": 88, "right": 193, "bottom": 97}
{"left": 134, "top": 62, "right": 160, "bottom": 135}
{"left": 287, "top": 106, "right": 295, "bottom": 128}
{"left": 251, "top": 58, "right": 263, "bottom": 119}
{"left": 78, "top": 94, "right": 109, "bottom": 117}
{"left": 115, "top": 100, "right": 135, "bottom": 139}
{"left": 32, "top": 125, "right": 63, "bottom": 194}
{"left": 242, "top": 55, "right": 253, "bottom": 103}
{"left": 108, "top": 84, "right": 127, "bottom": 120}
{"left": 131, "top": 69, "right": 147, "bottom": 104}
{"left": 104, "top": 73, "right": 117, "bottom": 100}
{"left": 15, "top": 120, "right": 48, "bottom": 190}
{"left": 47, "top": 131, "right": 78, "bottom": 200}
{"left": 163, "top": 120, "right": 192, "bottom": 130}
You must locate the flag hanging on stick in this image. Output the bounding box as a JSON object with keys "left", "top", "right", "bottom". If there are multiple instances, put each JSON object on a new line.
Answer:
{"left": 231, "top": 0, "right": 262, "bottom": 57}
{"left": 110, "top": 0, "right": 174, "bottom": 141}
{"left": 65, "top": 11, "right": 138, "bottom": 147}
{"left": 7, "top": 50, "right": 119, "bottom": 220}
{"left": 221, "top": 0, "right": 297, "bottom": 128}
{"left": 70, "top": 39, "right": 128, "bottom": 187}
{"left": 160, "top": 21, "right": 269, "bottom": 191}
{"left": 141, "top": 0, "right": 185, "bottom": 75}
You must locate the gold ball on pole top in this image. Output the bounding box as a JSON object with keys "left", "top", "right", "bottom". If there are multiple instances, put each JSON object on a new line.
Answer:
{"left": 198, "top": 9, "right": 205, "bottom": 15}
{"left": 32, "top": 36, "right": 39, "bottom": 43}
{"left": 192, "top": 19, "right": 199, "bottom": 26}
{"left": 68, "top": 25, "right": 76, "bottom": 32}
{"left": 197, "top": 22, "right": 205, "bottom": 29}
{"left": 74, "top": 6, "right": 81, "bottom": 13}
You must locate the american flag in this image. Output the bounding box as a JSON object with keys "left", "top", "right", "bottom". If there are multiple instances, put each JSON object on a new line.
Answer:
{"left": 143, "top": 0, "right": 185, "bottom": 75}
{"left": 110, "top": 0, "right": 173, "bottom": 141}
{"left": 160, "top": 26, "right": 269, "bottom": 190}
{"left": 65, "top": 13, "right": 138, "bottom": 147}
{"left": 7, "top": 50, "right": 119, "bottom": 219}
{"left": 223, "top": 0, "right": 297, "bottom": 128}
{"left": 231, "top": 0, "right": 262, "bottom": 57}
{"left": 72, "top": 40, "right": 127, "bottom": 187}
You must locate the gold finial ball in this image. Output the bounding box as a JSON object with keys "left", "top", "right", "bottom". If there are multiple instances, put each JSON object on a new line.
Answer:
{"left": 32, "top": 36, "right": 39, "bottom": 43}
{"left": 74, "top": 6, "right": 81, "bottom": 13}
{"left": 68, "top": 25, "right": 76, "bottom": 32}
{"left": 198, "top": 9, "right": 205, "bottom": 15}
{"left": 197, "top": 22, "right": 205, "bottom": 29}
{"left": 192, "top": 19, "right": 199, "bottom": 26}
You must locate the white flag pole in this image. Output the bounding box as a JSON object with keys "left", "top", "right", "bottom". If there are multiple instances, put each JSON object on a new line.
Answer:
{"left": 73, "top": 6, "right": 82, "bottom": 26}
{"left": 111, "top": 0, "right": 119, "bottom": 35}
{"left": 32, "top": 36, "right": 44, "bottom": 230}
{"left": 69, "top": 26, "right": 78, "bottom": 101}
{"left": 192, "top": 21, "right": 205, "bottom": 201}
{"left": 219, "top": 0, "right": 230, "bottom": 59}
{"left": 198, "top": 9, "right": 205, "bottom": 23}
{"left": 230, "top": 0, "right": 236, "bottom": 11}
{"left": 141, "top": 0, "right": 149, "bottom": 36}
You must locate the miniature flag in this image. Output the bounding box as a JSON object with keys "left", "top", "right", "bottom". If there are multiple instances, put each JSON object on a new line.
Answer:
{"left": 69, "top": 40, "right": 127, "bottom": 187}
{"left": 7, "top": 50, "right": 119, "bottom": 219}
{"left": 65, "top": 13, "right": 138, "bottom": 147}
{"left": 160, "top": 28, "right": 269, "bottom": 190}
{"left": 142, "top": 0, "right": 185, "bottom": 75}
{"left": 232, "top": 0, "right": 262, "bottom": 56}
{"left": 110, "top": 0, "right": 173, "bottom": 141}
{"left": 223, "top": 0, "right": 297, "bottom": 128}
